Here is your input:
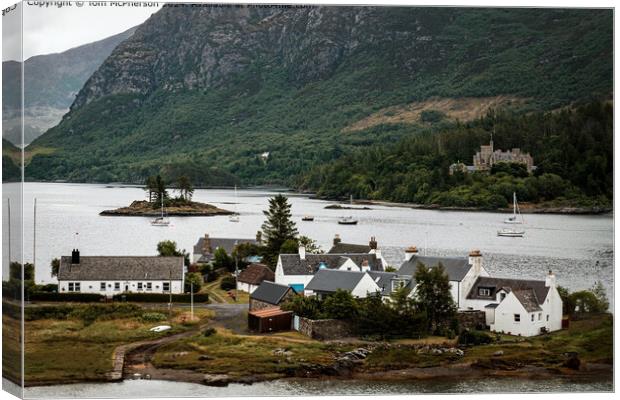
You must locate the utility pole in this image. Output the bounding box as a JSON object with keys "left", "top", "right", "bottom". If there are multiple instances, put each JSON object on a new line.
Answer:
{"left": 190, "top": 282, "right": 194, "bottom": 321}
{"left": 33, "top": 198, "right": 36, "bottom": 276}
{"left": 7, "top": 198, "right": 11, "bottom": 265}
{"left": 234, "top": 240, "right": 239, "bottom": 303}
{"left": 168, "top": 269, "right": 173, "bottom": 320}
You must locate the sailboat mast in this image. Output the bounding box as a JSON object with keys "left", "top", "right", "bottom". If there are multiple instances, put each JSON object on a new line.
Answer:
{"left": 513, "top": 192, "right": 517, "bottom": 217}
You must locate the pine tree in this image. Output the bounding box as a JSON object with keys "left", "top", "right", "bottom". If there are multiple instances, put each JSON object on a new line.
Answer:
{"left": 261, "top": 194, "right": 298, "bottom": 265}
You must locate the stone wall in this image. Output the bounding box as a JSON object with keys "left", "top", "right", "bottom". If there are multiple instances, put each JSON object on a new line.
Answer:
{"left": 298, "top": 317, "right": 353, "bottom": 340}
{"left": 249, "top": 298, "right": 277, "bottom": 311}
{"left": 457, "top": 310, "right": 486, "bottom": 331}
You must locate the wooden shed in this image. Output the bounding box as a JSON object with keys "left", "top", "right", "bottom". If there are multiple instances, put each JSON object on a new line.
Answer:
{"left": 248, "top": 308, "right": 292, "bottom": 333}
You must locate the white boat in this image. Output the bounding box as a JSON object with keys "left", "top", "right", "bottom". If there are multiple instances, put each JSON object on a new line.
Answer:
{"left": 151, "top": 195, "right": 170, "bottom": 226}
{"left": 497, "top": 228, "right": 525, "bottom": 237}
{"left": 229, "top": 185, "right": 240, "bottom": 222}
{"left": 149, "top": 325, "right": 171, "bottom": 332}
{"left": 302, "top": 215, "right": 314, "bottom": 221}
{"left": 504, "top": 192, "right": 524, "bottom": 224}
{"left": 338, "top": 216, "right": 358, "bottom": 225}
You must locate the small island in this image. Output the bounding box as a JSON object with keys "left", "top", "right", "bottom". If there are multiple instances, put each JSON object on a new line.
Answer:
{"left": 100, "top": 200, "right": 233, "bottom": 217}
{"left": 325, "top": 204, "right": 372, "bottom": 210}
{"left": 99, "top": 175, "right": 234, "bottom": 217}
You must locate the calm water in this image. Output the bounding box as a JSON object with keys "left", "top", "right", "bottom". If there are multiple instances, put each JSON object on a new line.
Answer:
{"left": 2, "top": 182, "right": 613, "bottom": 300}
{"left": 21, "top": 377, "right": 613, "bottom": 398}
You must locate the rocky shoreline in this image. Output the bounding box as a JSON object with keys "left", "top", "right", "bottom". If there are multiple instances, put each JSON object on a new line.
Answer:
{"left": 99, "top": 200, "right": 234, "bottom": 217}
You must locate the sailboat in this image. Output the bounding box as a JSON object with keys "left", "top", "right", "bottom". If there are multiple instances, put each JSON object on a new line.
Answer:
{"left": 229, "top": 186, "right": 240, "bottom": 222}
{"left": 151, "top": 195, "right": 170, "bottom": 226}
{"left": 504, "top": 192, "right": 524, "bottom": 224}
{"left": 338, "top": 195, "right": 358, "bottom": 225}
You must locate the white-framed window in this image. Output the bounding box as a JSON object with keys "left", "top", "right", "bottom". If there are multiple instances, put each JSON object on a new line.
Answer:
{"left": 478, "top": 288, "right": 491, "bottom": 297}
{"left": 538, "top": 313, "right": 542, "bottom": 320}
{"left": 531, "top": 314, "right": 535, "bottom": 322}
{"left": 100, "top": 282, "right": 106, "bottom": 291}
{"left": 114, "top": 282, "right": 120, "bottom": 291}
{"left": 138, "top": 282, "right": 143, "bottom": 290}
{"left": 500, "top": 293, "right": 506, "bottom": 301}
{"left": 68, "top": 282, "right": 80, "bottom": 292}
{"left": 546, "top": 314, "right": 549, "bottom": 321}
{"left": 514, "top": 314, "right": 520, "bottom": 322}
{"left": 163, "top": 282, "right": 170, "bottom": 292}
{"left": 146, "top": 282, "right": 152, "bottom": 291}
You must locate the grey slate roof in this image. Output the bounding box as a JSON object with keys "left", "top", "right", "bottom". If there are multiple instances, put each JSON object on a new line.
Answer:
{"left": 193, "top": 237, "right": 257, "bottom": 256}
{"left": 279, "top": 253, "right": 384, "bottom": 275}
{"left": 306, "top": 269, "right": 368, "bottom": 293}
{"left": 250, "top": 281, "right": 295, "bottom": 305}
{"left": 58, "top": 256, "right": 185, "bottom": 281}
{"left": 398, "top": 255, "right": 472, "bottom": 282}
{"left": 367, "top": 271, "right": 397, "bottom": 296}
{"left": 327, "top": 242, "right": 371, "bottom": 254}
{"left": 467, "top": 276, "right": 550, "bottom": 312}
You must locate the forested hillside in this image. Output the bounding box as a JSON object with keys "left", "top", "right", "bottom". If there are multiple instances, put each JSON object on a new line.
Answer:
{"left": 23, "top": 5, "right": 612, "bottom": 202}
{"left": 301, "top": 101, "right": 613, "bottom": 209}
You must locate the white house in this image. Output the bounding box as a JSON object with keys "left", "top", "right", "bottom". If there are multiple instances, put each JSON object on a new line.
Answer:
{"left": 328, "top": 234, "right": 390, "bottom": 267}
{"left": 236, "top": 263, "right": 274, "bottom": 294}
{"left": 304, "top": 269, "right": 381, "bottom": 299}
{"left": 398, "top": 248, "right": 490, "bottom": 309}
{"left": 467, "top": 272, "right": 563, "bottom": 337}
{"left": 275, "top": 245, "right": 385, "bottom": 293}
{"left": 57, "top": 250, "right": 185, "bottom": 296}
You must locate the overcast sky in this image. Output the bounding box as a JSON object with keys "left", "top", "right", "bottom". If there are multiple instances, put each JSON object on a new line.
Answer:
{"left": 3, "top": 2, "right": 162, "bottom": 61}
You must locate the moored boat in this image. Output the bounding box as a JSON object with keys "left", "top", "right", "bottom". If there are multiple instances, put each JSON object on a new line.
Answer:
{"left": 338, "top": 216, "right": 358, "bottom": 225}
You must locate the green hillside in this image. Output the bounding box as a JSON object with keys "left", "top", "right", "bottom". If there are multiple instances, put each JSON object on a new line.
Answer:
{"left": 25, "top": 6, "right": 612, "bottom": 191}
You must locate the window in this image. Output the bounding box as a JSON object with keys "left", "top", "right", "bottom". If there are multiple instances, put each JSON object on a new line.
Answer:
{"left": 74, "top": 283, "right": 80, "bottom": 292}
{"left": 100, "top": 282, "right": 106, "bottom": 291}
{"left": 114, "top": 282, "right": 120, "bottom": 291}
{"left": 514, "top": 314, "right": 520, "bottom": 322}
{"left": 146, "top": 282, "right": 152, "bottom": 291}
{"left": 163, "top": 282, "right": 170, "bottom": 292}
{"left": 478, "top": 288, "right": 491, "bottom": 297}
{"left": 137, "top": 282, "right": 143, "bottom": 290}
{"left": 546, "top": 315, "right": 549, "bottom": 321}
{"left": 500, "top": 293, "right": 506, "bottom": 301}
{"left": 538, "top": 313, "right": 542, "bottom": 321}
{"left": 531, "top": 314, "right": 535, "bottom": 322}
{"left": 68, "top": 282, "right": 74, "bottom": 292}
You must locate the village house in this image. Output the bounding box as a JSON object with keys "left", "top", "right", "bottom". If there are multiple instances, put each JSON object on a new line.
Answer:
{"left": 304, "top": 269, "right": 381, "bottom": 299}
{"left": 328, "top": 234, "right": 389, "bottom": 267}
{"left": 367, "top": 270, "right": 413, "bottom": 300}
{"left": 249, "top": 281, "right": 297, "bottom": 311}
{"left": 192, "top": 232, "right": 260, "bottom": 264}
{"left": 275, "top": 245, "right": 385, "bottom": 292}
{"left": 57, "top": 250, "right": 185, "bottom": 296}
{"left": 236, "top": 263, "right": 274, "bottom": 294}
{"left": 398, "top": 247, "right": 490, "bottom": 310}
{"left": 466, "top": 272, "right": 563, "bottom": 336}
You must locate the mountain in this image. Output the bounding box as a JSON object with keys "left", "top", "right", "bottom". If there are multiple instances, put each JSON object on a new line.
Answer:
{"left": 2, "top": 26, "right": 137, "bottom": 146}
{"left": 26, "top": 5, "right": 612, "bottom": 186}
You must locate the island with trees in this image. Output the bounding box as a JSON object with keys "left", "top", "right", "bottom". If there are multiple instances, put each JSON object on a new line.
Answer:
{"left": 99, "top": 175, "right": 234, "bottom": 216}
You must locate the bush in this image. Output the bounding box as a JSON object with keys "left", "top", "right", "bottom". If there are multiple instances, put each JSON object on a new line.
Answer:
{"left": 203, "top": 327, "right": 217, "bottom": 337}
{"left": 458, "top": 329, "right": 494, "bottom": 346}
{"left": 112, "top": 293, "right": 209, "bottom": 303}
{"left": 69, "top": 303, "right": 144, "bottom": 325}
{"left": 29, "top": 292, "right": 104, "bottom": 302}
{"left": 220, "top": 276, "right": 236, "bottom": 291}
{"left": 24, "top": 305, "right": 74, "bottom": 321}
{"left": 140, "top": 312, "right": 167, "bottom": 322}
{"left": 35, "top": 284, "right": 59, "bottom": 293}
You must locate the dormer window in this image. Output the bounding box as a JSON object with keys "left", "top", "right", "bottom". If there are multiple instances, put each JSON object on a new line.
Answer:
{"left": 478, "top": 288, "right": 491, "bottom": 297}
{"left": 500, "top": 293, "right": 506, "bottom": 301}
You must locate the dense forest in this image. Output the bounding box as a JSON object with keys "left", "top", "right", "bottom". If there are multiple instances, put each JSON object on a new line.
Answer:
{"left": 300, "top": 101, "right": 613, "bottom": 209}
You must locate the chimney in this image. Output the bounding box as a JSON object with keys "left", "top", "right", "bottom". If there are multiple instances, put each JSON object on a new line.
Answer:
{"left": 298, "top": 245, "right": 306, "bottom": 260}
{"left": 545, "top": 270, "right": 556, "bottom": 288}
{"left": 468, "top": 249, "right": 482, "bottom": 276}
{"left": 333, "top": 234, "right": 342, "bottom": 246}
{"left": 71, "top": 249, "right": 80, "bottom": 264}
{"left": 361, "top": 259, "right": 370, "bottom": 272}
{"left": 256, "top": 231, "right": 262, "bottom": 244}
{"left": 405, "top": 246, "right": 418, "bottom": 262}
{"left": 203, "top": 234, "right": 212, "bottom": 254}
{"left": 369, "top": 236, "right": 378, "bottom": 250}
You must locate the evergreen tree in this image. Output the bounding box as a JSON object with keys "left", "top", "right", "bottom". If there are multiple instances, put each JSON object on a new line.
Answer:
{"left": 413, "top": 262, "right": 456, "bottom": 333}
{"left": 50, "top": 258, "right": 60, "bottom": 278}
{"left": 177, "top": 175, "right": 194, "bottom": 201}
{"left": 156, "top": 240, "right": 189, "bottom": 266}
{"left": 261, "top": 195, "right": 298, "bottom": 265}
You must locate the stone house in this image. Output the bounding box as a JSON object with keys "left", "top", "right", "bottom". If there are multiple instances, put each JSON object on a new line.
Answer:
{"left": 249, "top": 281, "right": 297, "bottom": 311}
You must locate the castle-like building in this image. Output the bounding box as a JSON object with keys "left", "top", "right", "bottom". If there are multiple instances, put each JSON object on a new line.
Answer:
{"left": 450, "top": 140, "right": 535, "bottom": 175}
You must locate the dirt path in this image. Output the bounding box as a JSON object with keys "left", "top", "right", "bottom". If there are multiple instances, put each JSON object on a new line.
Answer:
{"left": 120, "top": 304, "right": 248, "bottom": 382}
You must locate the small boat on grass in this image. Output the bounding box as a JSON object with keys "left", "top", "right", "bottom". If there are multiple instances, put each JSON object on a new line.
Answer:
{"left": 338, "top": 216, "right": 358, "bottom": 225}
